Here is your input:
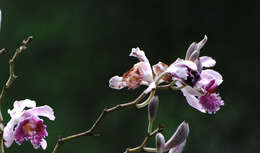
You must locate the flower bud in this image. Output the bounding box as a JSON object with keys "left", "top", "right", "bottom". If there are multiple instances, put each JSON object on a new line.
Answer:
{"left": 148, "top": 96, "right": 159, "bottom": 122}
{"left": 164, "top": 121, "right": 189, "bottom": 151}
{"left": 168, "top": 140, "right": 186, "bottom": 153}
{"left": 156, "top": 133, "right": 165, "bottom": 153}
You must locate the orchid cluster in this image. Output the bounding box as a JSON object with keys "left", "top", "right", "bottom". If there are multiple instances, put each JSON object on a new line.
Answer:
{"left": 0, "top": 8, "right": 224, "bottom": 153}
{"left": 109, "top": 35, "right": 223, "bottom": 114}
{"left": 109, "top": 36, "right": 224, "bottom": 152}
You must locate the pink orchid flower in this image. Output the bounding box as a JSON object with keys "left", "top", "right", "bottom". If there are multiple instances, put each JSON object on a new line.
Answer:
{"left": 109, "top": 47, "right": 156, "bottom": 93}
{"left": 180, "top": 36, "right": 224, "bottom": 114}
{"left": 3, "top": 99, "right": 55, "bottom": 149}
{"left": 156, "top": 121, "right": 189, "bottom": 153}
{"left": 153, "top": 36, "right": 224, "bottom": 114}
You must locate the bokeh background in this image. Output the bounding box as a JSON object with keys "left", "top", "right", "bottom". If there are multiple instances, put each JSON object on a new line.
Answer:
{"left": 0, "top": 0, "right": 259, "bottom": 153}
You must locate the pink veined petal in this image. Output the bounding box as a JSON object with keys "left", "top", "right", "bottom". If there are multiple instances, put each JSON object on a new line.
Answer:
{"left": 3, "top": 118, "right": 16, "bottom": 148}
{"left": 109, "top": 76, "right": 126, "bottom": 89}
{"left": 129, "top": 47, "right": 149, "bottom": 63}
{"left": 183, "top": 86, "right": 202, "bottom": 96}
{"left": 40, "top": 139, "right": 47, "bottom": 150}
{"left": 181, "top": 88, "right": 206, "bottom": 113}
{"left": 168, "top": 140, "right": 186, "bottom": 153}
{"left": 185, "top": 42, "right": 197, "bottom": 60}
{"left": 167, "top": 59, "right": 198, "bottom": 81}
{"left": 8, "top": 99, "right": 36, "bottom": 118}
{"left": 201, "top": 69, "right": 223, "bottom": 85}
{"left": 196, "top": 35, "right": 208, "bottom": 51}
{"left": 200, "top": 56, "right": 216, "bottom": 68}
{"left": 25, "top": 105, "right": 55, "bottom": 121}
{"left": 136, "top": 62, "right": 153, "bottom": 83}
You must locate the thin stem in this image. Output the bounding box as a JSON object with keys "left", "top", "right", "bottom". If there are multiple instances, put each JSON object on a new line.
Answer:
{"left": 52, "top": 91, "right": 148, "bottom": 153}
{"left": 0, "top": 36, "right": 33, "bottom": 153}
{"left": 0, "top": 48, "right": 6, "bottom": 56}
{"left": 136, "top": 90, "right": 155, "bottom": 109}
{"left": 124, "top": 127, "right": 163, "bottom": 153}
{"left": 147, "top": 120, "right": 153, "bottom": 133}
{"left": 155, "top": 71, "right": 168, "bottom": 86}
{"left": 143, "top": 147, "right": 156, "bottom": 152}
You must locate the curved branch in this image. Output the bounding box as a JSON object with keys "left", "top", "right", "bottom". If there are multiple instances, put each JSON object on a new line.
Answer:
{"left": 0, "top": 36, "right": 33, "bottom": 153}
{"left": 52, "top": 91, "right": 148, "bottom": 153}
{"left": 124, "top": 127, "right": 163, "bottom": 153}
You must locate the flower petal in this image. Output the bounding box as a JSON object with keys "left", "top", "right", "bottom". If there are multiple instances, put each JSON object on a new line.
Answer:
{"left": 25, "top": 105, "right": 55, "bottom": 121}
{"left": 185, "top": 42, "right": 197, "bottom": 60}
{"left": 129, "top": 47, "right": 149, "bottom": 63}
{"left": 181, "top": 88, "right": 206, "bottom": 113}
{"left": 167, "top": 59, "right": 197, "bottom": 80}
{"left": 201, "top": 69, "right": 223, "bottom": 85}
{"left": 186, "top": 35, "right": 208, "bottom": 61}
{"left": 168, "top": 140, "right": 186, "bottom": 153}
{"left": 137, "top": 62, "right": 153, "bottom": 83}
{"left": 3, "top": 118, "right": 16, "bottom": 148}
{"left": 109, "top": 76, "right": 126, "bottom": 89}
{"left": 40, "top": 139, "right": 47, "bottom": 150}
{"left": 200, "top": 56, "right": 216, "bottom": 68}
{"left": 8, "top": 99, "right": 36, "bottom": 118}
{"left": 152, "top": 62, "right": 171, "bottom": 83}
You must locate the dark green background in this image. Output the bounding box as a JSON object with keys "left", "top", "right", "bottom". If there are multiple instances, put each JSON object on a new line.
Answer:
{"left": 0, "top": 0, "right": 258, "bottom": 153}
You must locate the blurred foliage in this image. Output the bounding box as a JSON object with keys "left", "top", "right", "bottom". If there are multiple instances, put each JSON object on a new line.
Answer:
{"left": 0, "top": 0, "right": 259, "bottom": 153}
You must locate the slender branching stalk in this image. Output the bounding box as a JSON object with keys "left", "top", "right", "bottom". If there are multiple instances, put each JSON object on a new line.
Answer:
{"left": 51, "top": 64, "right": 185, "bottom": 153}
{"left": 0, "top": 36, "right": 33, "bottom": 153}
{"left": 124, "top": 127, "right": 163, "bottom": 153}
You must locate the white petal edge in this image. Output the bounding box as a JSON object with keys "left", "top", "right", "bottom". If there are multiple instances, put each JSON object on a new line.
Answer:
{"left": 109, "top": 76, "right": 126, "bottom": 89}
{"left": 129, "top": 47, "right": 149, "bottom": 63}
{"left": 200, "top": 56, "right": 216, "bottom": 68}
{"left": 181, "top": 88, "right": 206, "bottom": 113}
{"left": 144, "top": 82, "right": 156, "bottom": 94}
{"left": 3, "top": 118, "right": 16, "bottom": 148}
{"left": 8, "top": 99, "right": 36, "bottom": 118}
{"left": 40, "top": 139, "right": 47, "bottom": 150}
{"left": 201, "top": 69, "right": 223, "bottom": 85}
{"left": 26, "top": 105, "right": 55, "bottom": 121}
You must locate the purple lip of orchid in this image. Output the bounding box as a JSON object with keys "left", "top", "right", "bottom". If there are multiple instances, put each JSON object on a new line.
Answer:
{"left": 199, "top": 93, "right": 224, "bottom": 114}
{"left": 3, "top": 99, "right": 55, "bottom": 150}
{"left": 14, "top": 116, "right": 48, "bottom": 149}
{"left": 184, "top": 67, "right": 201, "bottom": 87}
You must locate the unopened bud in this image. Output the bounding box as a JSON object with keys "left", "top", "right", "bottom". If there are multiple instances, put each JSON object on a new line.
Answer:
{"left": 168, "top": 140, "right": 186, "bottom": 153}
{"left": 185, "top": 42, "right": 196, "bottom": 60}
{"left": 164, "top": 121, "right": 189, "bottom": 151}
{"left": 148, "top": 96, "right": 159, "bottom": 121}
{"left": 156, "top": 133, "right": 165, "bottom": 153}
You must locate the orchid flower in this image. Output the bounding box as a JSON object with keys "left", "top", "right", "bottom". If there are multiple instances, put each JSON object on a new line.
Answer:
{"left": 156, "top": 121, "right": 189, "bottom": 153}
{"left": 153, "top": 36, "right": 224, "bottom": 114}
{"left": 3, "top": 99, "right": 55, "bottom": 149}
{"left": 180, "top": 36, "right": 224, "bottom": 114}
{"left": 109, "top": 47, "right": 156, "bottom": 93}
